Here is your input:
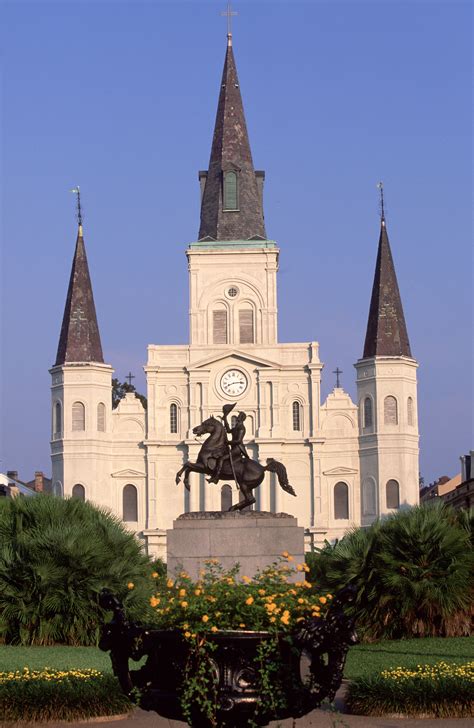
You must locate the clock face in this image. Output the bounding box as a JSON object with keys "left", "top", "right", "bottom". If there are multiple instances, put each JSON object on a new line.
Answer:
{"left": 220, "top": 369, "right": 248, "bottom": 397}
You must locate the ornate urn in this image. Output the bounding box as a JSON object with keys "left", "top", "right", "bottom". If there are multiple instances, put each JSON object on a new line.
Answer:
{"left": 99, "top": 586, "right": 357, "bottom": 727}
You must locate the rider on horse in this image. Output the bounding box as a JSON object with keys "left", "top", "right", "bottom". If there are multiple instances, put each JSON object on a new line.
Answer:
{"left": 208, "top": 406, "right": 249, "bottom": 484}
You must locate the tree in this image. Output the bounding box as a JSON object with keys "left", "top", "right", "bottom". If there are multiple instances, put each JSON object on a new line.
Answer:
{"left": 112, "top": 378, "right": 147, "bottom": 410}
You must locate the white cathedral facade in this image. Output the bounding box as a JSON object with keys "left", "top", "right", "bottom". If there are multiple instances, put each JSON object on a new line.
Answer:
{"left": 50, "top": 33, "right": 419, "bottom": 559}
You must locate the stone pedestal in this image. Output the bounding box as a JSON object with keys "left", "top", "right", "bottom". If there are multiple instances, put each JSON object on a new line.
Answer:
{"left": 167, "top": 511, "right": 305, "bottom": 581}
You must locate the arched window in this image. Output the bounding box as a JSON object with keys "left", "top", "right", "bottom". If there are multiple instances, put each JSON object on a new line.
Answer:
{"left": 97, "top": 402, "right": 106, "bottom": 432}
{"left": 407, "top": 397, "right": 414, "bottom": 426}
{"left": 223, "top": 171, "right": 238, "bottom": 210}
{"left": 72, "top": 402, "right": 85, "bottom": 431}
{"left": 292, "top": 401, "right": 301, "bottom": 431}
{"left": 364, "top": 397, "right": 373, "bottom": 428}
{"left": 54, "top": 401, "right": 62, "bottom": 436}
{"left": 221, "top": 484, "right": 232, "bottom": 511}
{"left": 213, "top": 309, "right": 228, "bottom": 344}
{"left": 170, "top": 403, "right": 178, "bottom": 434}
{"left": 72, "top": 483, "right": 85, "bottom": 501}
{"left": 386, "top": 479, "right": 400, "bottom": 509}
{"left": 362, "top": 479, "right": 376, "bottom": 516}
{"left": 123, "top": 484, "right": 138, "bottom": 521}
{"left": 239, "top": 309, "right": 254, "bottom": 344}
{"left": 334, "top": 482, "right": 349, "bottom": 519}
{"left": 384, "top": 396, "right": 398, "bottom": 425}
{"left": 53, "top": 481, "right": 63, "bottom": 497}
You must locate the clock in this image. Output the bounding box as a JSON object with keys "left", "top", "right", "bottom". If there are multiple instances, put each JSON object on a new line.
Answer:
{"left": 220, "top": 369, "right": 248, "bottom": 397}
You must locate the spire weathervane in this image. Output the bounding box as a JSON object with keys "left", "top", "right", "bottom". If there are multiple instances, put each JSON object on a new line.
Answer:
{"left": 377, "top": 181, "right": 385, "bottom": 224}
{"left": 221, "top": 2, "right": 237, "bottom": 46}
{"left": 71, "top": 186, "right": 83, "bottom": 229}
{"left": 333, "top": 367, "right": 343, "bottom": 388}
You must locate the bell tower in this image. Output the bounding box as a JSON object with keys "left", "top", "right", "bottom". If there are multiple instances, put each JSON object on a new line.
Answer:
{"left": 355, "top": 187, "right": 419, "bottom": 523}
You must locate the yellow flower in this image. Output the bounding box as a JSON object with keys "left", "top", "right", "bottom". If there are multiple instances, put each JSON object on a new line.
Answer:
{"left": 270, "top": 616, "right": 276, "bottom": 623}
{"left": 183, "top": 623, "right": 189, "bottom": 629}
{"left": 319, "top": 596, "right": 327, "bottom": 605}
{"left": 281, "top": 551, "right": 289, "bottom": 558}
{"left": 287, "top": 555, "right": 294, "bottom": 561}
{"left": 149, "top": 596, "right": 160, "bottom": 608}
{"left": 180, "top": 571, "right": 189, "bottom": 578}
{"left": 239, "top": 623, "right": 246, "bottom": 628}
{"left": 327, "top": 593, "right": 333, "bottom": 599}
{"left": 311, "top": 612, "right": 320, "bottom": 618}
{"left": 245, "top": 596, "right": 254, "bottom": 605}
{"left": 184, "top": 631, "right": 191, "bottom": 638}
{"left": 280, "top": 611, "right": 290, "bottom": 625}
{"left": 297, "top": 598, "right": 304, "bottom": 604}
{"left": 151, "top": 571, "right": 159, "bottom": 578}
{"left": 202, "top": 615, "right": 209, "bottom": 623}
{"left": 211, "top": 626, "right": 218, "bottom": 633}
{"left": 296, "top": 564, "right": 304, "bottom": 571}
{"left": 303, "top": 564, "right": 310, "bottom": 573}
{"left": 258, "top": 589, "right": 266, "bottom": 596}
{"left": 265, "top": 602, "right": 276, "bottom": 612}
{"left": 127, "top": 582, "right": 134, "bottom": 590}
{"left": 166, "top": 579, "right": 174, "bottom": 588}
{"left": 181, "top": 601, "right": 188, "bottom": 608}
{"left": 179, "top": 588, "right": 186, "bottom": 597}
{"left": 242, "top": 576, "right": 251, "bottom": 583}
{"left": 195, "top": 589, "right": 202, "bottom": 596}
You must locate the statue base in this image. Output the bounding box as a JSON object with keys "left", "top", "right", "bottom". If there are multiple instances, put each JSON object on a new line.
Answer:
{"left": 166, "top": 511, "right": 305, "bottom": 581}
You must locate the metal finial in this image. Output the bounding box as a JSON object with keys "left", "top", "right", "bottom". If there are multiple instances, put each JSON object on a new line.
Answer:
{"left": 221, "top": 2, "right": 237, "bottom": 46}
{"left": 333, "top": 367, "right": 343, "bottom": 388}
{"left": 377, "top": 181, "right": 385, "bottom": 224}
{"left": 71, "top": 186, "right": 83, "bottom": 228}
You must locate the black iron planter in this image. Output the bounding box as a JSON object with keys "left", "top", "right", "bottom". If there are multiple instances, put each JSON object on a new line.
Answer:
{"left": 99, "top": 586, "right": 357, "bottom": 727}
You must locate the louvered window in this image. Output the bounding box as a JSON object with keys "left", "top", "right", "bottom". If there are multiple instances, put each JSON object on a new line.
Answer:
{"left": 362, "top": 479, "right": 376, "bottom": 516}
{"left": 72, "top": 402, "right": 85, "bottom": 431}
{"left": 170, "top": 403, "right": 178, "bottom": 434}
{"left": 213, "top": 310, "right": 228, "bottom": 344}
{"left": 407, "top": 397, "right": 414, "bottom": 426}
{"left": 97, "top": 402, "right": 106, "bottom": 432}
{"left": 123, "top": 484, "right": 138, "bottom": 521}
{"left": 386, "top": 479, "right": 400, "bottom": 509}
{"left": 72, "top": 483, "right": 85, "bottom": 501}
{"left": 364, "top": 397, "right": 373, "bottom": 427}
{"left": 239, "top": 309, "right": 254, "bottom": 344}
{"left": 223, "top": 171, "right": 238, "bottom": 210}
{"left": 54, "top": 402, "right": 62, "bottom": 436}
{"left": 292, "top": 401, "right": 301, "bottom": 431}
{"left": 384, "top": 396, "right": 398, "bottom": 425}
{"left": 334, "top": 482, "right": 349, "bottom": 519}
{"left": 221, "top": 484, "right": 232, "bottom": 511}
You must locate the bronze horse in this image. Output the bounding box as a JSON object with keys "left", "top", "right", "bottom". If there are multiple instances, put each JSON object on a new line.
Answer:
{"left": 175, "top": 415, "right": 296, "bottom": 511}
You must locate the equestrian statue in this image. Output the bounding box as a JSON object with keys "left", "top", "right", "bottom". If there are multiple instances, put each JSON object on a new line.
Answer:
{"left": 175, "top": 403, "right": 297, "bottom": 511}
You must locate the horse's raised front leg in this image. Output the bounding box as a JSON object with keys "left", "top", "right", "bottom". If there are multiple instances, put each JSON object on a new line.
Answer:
{"left": 176, "top": 461, "right": 207, "bottom": 491}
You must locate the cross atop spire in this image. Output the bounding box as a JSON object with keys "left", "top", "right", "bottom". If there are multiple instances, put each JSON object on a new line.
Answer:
{"left": 221, "top": 2, "right": 237, "bottom": 47}
{"left": 71, "top": 186, "right": 83, "bottom": 233}
{"left": 377, "top": 181, "right": 385, "bottom": 224}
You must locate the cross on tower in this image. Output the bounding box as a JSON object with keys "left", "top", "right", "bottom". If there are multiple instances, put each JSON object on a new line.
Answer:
{"left": 333, "top": 367, "right": 343, "bottom": 388}
{"left": 126, "top": 371, "right": 135, "bottom": 387}
{"left": 221, "top": 2, "right": 237, "bottom": 44}
{"left": 71, "top": 186, "right": 83, "bottom": 226}
{"left": 377, "top": 181, "right": 385, "bottom": 222}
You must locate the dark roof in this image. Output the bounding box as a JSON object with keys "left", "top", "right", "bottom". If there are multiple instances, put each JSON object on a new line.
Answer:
{"left": 363, "top": 218, "right": 412, "bottom": 358}
{"left": 55, "top": 226, "right": 104, "bottom": 365}
{"left": 198, "top": 39, "right": 266, "bottom": 241}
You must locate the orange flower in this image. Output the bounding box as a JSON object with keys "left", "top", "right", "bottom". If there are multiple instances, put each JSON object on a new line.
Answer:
{"left": 194, "top": 589, "right": 202, "bottom": 596}
{"left": 245, "top": 596, "right": 254, "bottom": 605}
{"left": 297, "top": 598, "right": 304, "bottom": 604}
{"left": 127, "top": 582, "right": 134, "bottom": 590}
{"left": 258, "top": 589, "right": 266, "bottom": 596}
{"left": 166, "top": 579, "right": 174, "bottom": 588}
{"left": 180, "top": 601, "right": 188, "bottom": 608}
{"left": 202, "top": 615, "right": 209, "bottom": 623}
{"left": 179, "top": 589, "right": 186, "bottom": 597}
{"left": 211, "top": 626, "right": 218, "bottom": 633}
{"left": 184, "top": 631, "right": 191, "bottom": 638}
{"left": 281, "top": 551, "right": 289, "bottom": 558}
{"left": 149, "top": 596, "right": 160, "bottom": 607}
{"left": 239, "top": 623, "right": 246, "bottom": 628}
{"left": 319, "top": 596, "right": 327, "bottom": 605}
{"left": 151, "top": 572, "right": 159, "bottom": 578}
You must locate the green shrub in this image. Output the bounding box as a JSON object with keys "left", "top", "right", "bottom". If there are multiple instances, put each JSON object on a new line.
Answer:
{"left": 0, "top": 668, "right": 132, "bottom": 722}
{"left": 346, "top": 661, "right": 474, "bottom": 718}
{"left": 0, "top": 495, "right": 156, "bottom": 646}
{"left": 306, "top": 503, "right": 474, "bottom": 640}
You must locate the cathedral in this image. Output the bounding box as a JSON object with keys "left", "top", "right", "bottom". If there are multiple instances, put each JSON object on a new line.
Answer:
{"left": 50, "top": 31, "right": 419, "bottom": 558}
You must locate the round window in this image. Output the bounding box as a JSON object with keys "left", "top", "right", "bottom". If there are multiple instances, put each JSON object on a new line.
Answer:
{"left": 227, "top": 286, "right": 239, "bottom": 298}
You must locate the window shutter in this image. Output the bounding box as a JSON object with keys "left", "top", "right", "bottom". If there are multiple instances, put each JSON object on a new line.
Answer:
{"left": 170, "top": 403, "right": 178, "bottom": 434}
{"left": 407, "top": 397, "right": 414, "bottom": 426}
{"left": 72, "top": 402, "right": 85, "bottom": 431}
{"left": 223, "top": 171, "right": 238, "bottom": 210}
{"left": 292, "top": 401, "right": 301, "bottom": 431}
{"left": 213, "top": 310, "right": 228, "bottom": 344}
{"left": 364, "top": 397, "right": 373, "bottom": 427}
{"left": 384, "top": 396, "right": 398, "bottom": 425}
{"left": 386, "top": 480, "right": 400, "bottom": 509}
{"left": 239, "top": 309, "right": 254, "bottom": 344}
{"left": 97, "top": 403, "right": 106, "bottom": 432}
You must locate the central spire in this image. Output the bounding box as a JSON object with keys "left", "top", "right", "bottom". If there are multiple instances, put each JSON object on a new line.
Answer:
{"left": 198, "top": 36, "right": 266, "bottom": 241}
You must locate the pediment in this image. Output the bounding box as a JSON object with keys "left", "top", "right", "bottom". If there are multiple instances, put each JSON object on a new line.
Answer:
{"left": 323, "top": 466, "right": 358, "bottom": 476}
{"left": 111, "top": 468, "right": 146, "bottom": 478}
{"left": 189, "top": 349, "right": 278, "bottom": 370}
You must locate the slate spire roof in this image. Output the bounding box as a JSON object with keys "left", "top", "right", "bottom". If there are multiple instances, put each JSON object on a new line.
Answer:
{"left": 55, "top": 225, "right": 104, "bottom": 366}
{"left": 363, "top": 214, "right": 412, "bottom": 359}
{"left": 198, "top": 35, "right": 266, "bottom": 241}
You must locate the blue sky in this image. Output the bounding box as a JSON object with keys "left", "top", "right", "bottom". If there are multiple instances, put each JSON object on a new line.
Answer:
{"left": 1, "top": 0, "right": 472, "bottom": 485}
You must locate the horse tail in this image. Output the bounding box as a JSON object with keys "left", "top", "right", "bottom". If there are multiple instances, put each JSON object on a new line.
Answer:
{"left": 264, "top": 458, "right": 296, "bottom": 497}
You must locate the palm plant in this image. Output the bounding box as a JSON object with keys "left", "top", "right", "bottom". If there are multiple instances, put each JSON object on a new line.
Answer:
{"left": 0, "top": 495, "right": 154, "bottom": 645}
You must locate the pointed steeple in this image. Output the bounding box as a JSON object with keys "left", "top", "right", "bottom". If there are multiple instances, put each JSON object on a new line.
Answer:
{"left": 363, "top": 196, "right": 412, "bottom": 359}
{"left": 198, "top": 37, "right": 266, "bottom": 241}
{"left": 55, "top": 224, "right": 104, "bottom": 365}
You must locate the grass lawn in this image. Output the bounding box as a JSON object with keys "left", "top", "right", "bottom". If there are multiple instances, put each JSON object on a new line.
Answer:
{"left": 1, "top": 636, "right": 473, "bottom": 680}
{"left": 345, "top": 636, "right": 474, "bottom": 679}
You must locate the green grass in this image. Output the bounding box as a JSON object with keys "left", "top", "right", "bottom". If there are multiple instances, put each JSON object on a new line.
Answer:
{"left": 0, "top": 645, "right": 114, "bottom": 673}
{"left": 344, "top": 636, "right": 474, "bottom": 679}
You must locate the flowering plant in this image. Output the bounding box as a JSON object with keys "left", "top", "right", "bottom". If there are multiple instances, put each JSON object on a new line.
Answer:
{"left": 145, "top": 553, "right": 332, "bottom": 637}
